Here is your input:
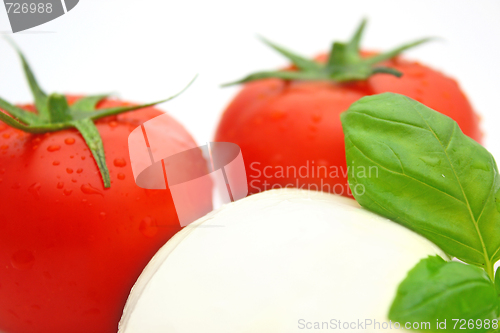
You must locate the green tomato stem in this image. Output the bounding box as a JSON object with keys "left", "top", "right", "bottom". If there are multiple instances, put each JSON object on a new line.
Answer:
{"left": 0, "top": 38, "right": 195, "bottom": 188}
{"left": 223, "top": 19, "right": 434, "bottom": 86}
{"left": 73, "top": 119, "right": 111, "bottom": 188}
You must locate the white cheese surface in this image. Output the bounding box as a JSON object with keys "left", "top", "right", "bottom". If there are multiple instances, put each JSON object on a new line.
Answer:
{"left": 120, "top": 189, "right": 445, "bottom": 333}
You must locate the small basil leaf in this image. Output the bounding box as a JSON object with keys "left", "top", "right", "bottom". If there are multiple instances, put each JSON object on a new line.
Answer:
{"left": 389, "top": 256, "right": 498, "bottom": 333}
{"left": 340, "top": 93, "right": 500, "bottom": 277}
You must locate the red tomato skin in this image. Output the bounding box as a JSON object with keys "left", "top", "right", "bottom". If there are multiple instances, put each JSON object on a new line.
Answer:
{"left": 215, "top": 55, "right": 482, "bottom": 196}
{"left": 0, "top": 97, "right": 212, "bottom": 333}
{"left": 368, "top": 56, "right": 482, "bottom": 141}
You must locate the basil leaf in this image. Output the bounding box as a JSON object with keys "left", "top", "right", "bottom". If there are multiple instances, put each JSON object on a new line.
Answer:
{"left": 495, "top": 266, "right": 500, "bottom": 295}
{"left": 340, "top": 93, "right": 500, "bottom": 278}
{"left": 389, "top": 256, "right": 498, "bottom": 332}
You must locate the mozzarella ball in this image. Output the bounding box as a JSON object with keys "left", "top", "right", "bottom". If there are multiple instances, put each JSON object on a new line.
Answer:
{"left": 119, "top": 189, "right": 445, "bottom": 333}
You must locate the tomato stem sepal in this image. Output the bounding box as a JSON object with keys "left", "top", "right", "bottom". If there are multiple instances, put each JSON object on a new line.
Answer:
{"left": 222, "top": 19, "right": 434, "bottom": 86}
{"left": 0, "top": 38, "right": 196, "bottom": 188}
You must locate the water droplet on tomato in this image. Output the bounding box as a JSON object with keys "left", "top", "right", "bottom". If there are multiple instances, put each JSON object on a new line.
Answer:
{"left": 66, "top": 168, "right": 74, "bottom": 174}
{"left": 117, "top": 173, "right": 125, "bottom": 180}
{"left": 28, "top": 182, "right": 41, "bottom": 199}
{"left": 139, "top": 217, "right": 158, "bottom": 237}
{"left": 253, "top": 116, "right": 263, "bottom": 125}
{"left": 64, "top": 138, "right": 75, "bottom": 145}
{"left": 53, "top": 161, "right": 60, "bottom": 166}
{"left": 271, "top": 154, "right": 283, "bottom": 163}
{"left": 406, "top": 67, "right": 425, "bottom": 78}
{"left": 270, "top": 110, "right": 286, "bottom": 120}
{"left": 311, "top": 113, "right": 322, "bottom": 123}
{"left": 81, "top": 156, "right": 86, "bottom": 160}
{"left": 71, "top": 178, "right": 77, "bottom": 183}
{"left": 317, "top": 159, "right": 330, "bottom": 167}
{"left": 63, "top": 189, "right": 73, "bottom": 196}
{"left": 32, "top": 145, "right": 39, "bottom": 150}
{"left": 81, "top": 183, "right": 103, "bottom": 196}
{"left": 47, "top": 145, "right": 61, "bottom": 152}
{"left": 109, "top": 121, "right": 118, "bottom": 128}
{"left": 114, "top": 158, "right": 127, "bottom": 167}
{"left": 11, "top": 250, "right": 35, "bottom": 270}
{"left": 57, "top": 182, "right": 64, "bottom": 189}
{"left": 2, "top": 133, "right": 11, "bottom": 139}
{"left": 99, "top": 212, "right": 106, "bottom": 220}
{"left": 76, "top": 168, "right": 83, "bottom": 174}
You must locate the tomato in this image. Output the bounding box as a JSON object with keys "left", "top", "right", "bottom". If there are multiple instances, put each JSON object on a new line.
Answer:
{"left": 0, "top": 96, "right": 212, "bottom": 333}
{"left": 215, "top": 24, "right": 481, "bottom": 197}
{"left": 0, "top": 41, "right": 212, "bottom": 333}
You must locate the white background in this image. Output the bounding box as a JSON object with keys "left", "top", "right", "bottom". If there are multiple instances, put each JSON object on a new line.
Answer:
{"left": 0, "top": 0, "right": 499, "bottom": 156}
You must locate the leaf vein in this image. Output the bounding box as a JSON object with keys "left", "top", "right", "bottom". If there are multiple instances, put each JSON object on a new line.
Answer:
{"left": 348, "top": 111, "right": 428, "bottom": 131}
{"left": 347, "top": 137, "right": 466, "bottom": 205}
{"left": 407, "top": 97, "right": 492, "bottom": 270}
{"left": 396, "top": 280, "right": 494, "bottom": 317}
